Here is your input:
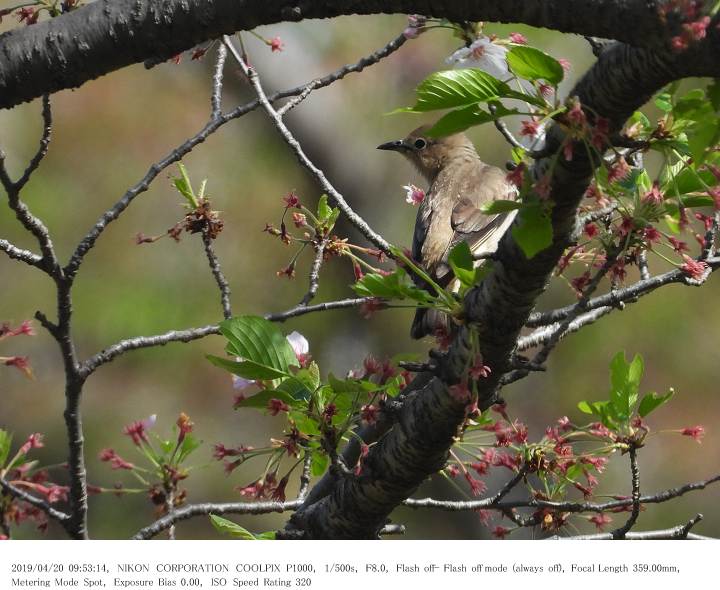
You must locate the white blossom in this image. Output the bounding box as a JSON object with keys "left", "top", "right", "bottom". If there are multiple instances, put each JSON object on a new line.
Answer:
{"left": 446, "top": 37, "right": 510, "bottom": 80}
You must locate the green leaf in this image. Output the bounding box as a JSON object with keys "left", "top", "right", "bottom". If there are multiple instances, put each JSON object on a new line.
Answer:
{"left": 511, "top": 204, "right": 553, "bottom": 259}
{"left": 352, "top": 268, "right": 435, "bottom": 305}
{"left": 577, "top": 401, "right": 594, "bottom": 415}
{"left": 233, "top": 389, "right": 300, "bottom": 411}
{"left": 172, "top": 163, "right": 198, "bottom": 208}
{"left": 481, "top": 199, "right": 523, "bottom": 214}
{"left": 448, "top": 242, "right": 476, "bottom": 288}
{"left": 404, "top": 69, "right": 544, "bottom": 113}
{"left": 638, "top": 389, "right": 675, "bottom": 417}
{"left": 506, "top": 46, "right": 564, "bottom": 85}
{"left": 219, "top": 316, "right": 299, "bottom": 373}
{"left": 317, "top": 194, "right": 332, "bottom": 223}
{"left": 654, "top": 93, "right": 673, "bottom": 112}
{"left": 177, "top": 433, "right": 201, "bottom": 463}
{"left": 311, "top": 452, "right": 329, "bottom": 477}
{"left": 210, "top": 515, "right": 272, "bottom": 540}
{"left": 290, "top": 411, "right": 321, "bottom": 436}
{"left": 0, "top": 430, "right": 12, "bottom": 467}
{"left": 206, "top": 355, "right": 290, "bottom": 381}
{"left": 426, "top": 103, "right": 519, "bottom": 138}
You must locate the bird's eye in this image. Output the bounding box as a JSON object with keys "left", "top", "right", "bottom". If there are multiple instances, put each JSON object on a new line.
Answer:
{"left": 414, "top": 138, "right": 427, "bottom": 150}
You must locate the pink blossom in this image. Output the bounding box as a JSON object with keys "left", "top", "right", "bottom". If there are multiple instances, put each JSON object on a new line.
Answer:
{"left": 403, "top": 184, "right": 425, "bottom": 206}
{"left": 476, "top": 509, "right": 493, "bottom": 527}
{"left": 291, "top": 212, "right": 307, "bottom": 228}
{"left": 505, "top": 163, "right": 525, "bottom": 187}
{"left": 122, "top": 415, "right": 156, "bottom": 446}
{"left": 449, "top": 381, "right": 472, "bottom": 403}
{"left": 508, "top": 32, "right": 528, "bottom": 44}
{"left": 464, "top": 472, "right": 487, "bottom": 496}
{"left": 269, "top": 36, "right": 284, "bottom": 52}
{"left": 566, "top": 99, "right": 586, "bottom": 127}
{"left": 589, "top": 513, "right": 613, "bottom": 531}
{"left": 471, "top": 460, "right": 490, "bottom": 476}
{"left": 668, "top": 236, "right": 689, "bottom": 253}
{"left": 267, "top": 398, "right": 290, "bottom": 416}
{"left": 283, "top": 191, "right": 300, "bottom": 209}
{"left": 643, "top": 226, "right": 662, "bottom": 244}
{"left": 642, "top": 181, "right": 664, "bottom": 205}
{"left": 607, "top": 157, "right": 631, "bottom": 183}
{"left": 520, "top": 119, "right": 540, "bottom": 137}
{"left": 558, "top": 58, "right": 571, "bottom": 72}
{"left": 176, "top": 412, "right": 194, "bottom": 444}
{"left": 359, "top": 298, "right": 386, "bottom": 319}
{"left": 680, "top": 256, "right": 707, "bottom": 280}
{"left": 19, "top": 433, "right": 44, "bottom": 456}
{"left": 361, "top": 404, "right": 379, "bottom": 425}
{"left": 286, "top": 331, "right": 310, "bottom": 367}
{"left": 469, "top": 354, "right": 491, "bottom": 379}
{"left": 680, "top": 425, "right": 705, "bottom": 443}
{"left": 492, "top": 525, "right": 511, "bottom": 539}
{"left": 584, "top": 223, "right": 598, "bottom": 239}
{"left": 99, "top": 448, "right": 135, "bottom": 470}
{"left": 571, "top": 271, "right": 591, "bottom": 296}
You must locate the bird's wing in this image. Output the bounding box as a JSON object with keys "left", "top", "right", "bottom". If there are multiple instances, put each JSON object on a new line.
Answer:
{"left": 448, "top": 165, "right": 517, "bottom": 257}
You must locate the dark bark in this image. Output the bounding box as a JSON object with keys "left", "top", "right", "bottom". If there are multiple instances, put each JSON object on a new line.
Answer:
{"left": 286, "top": 43, "right": 713, "bottom": 538}
{"left": 0, "top": 0, "right": 711, "bottom": 110}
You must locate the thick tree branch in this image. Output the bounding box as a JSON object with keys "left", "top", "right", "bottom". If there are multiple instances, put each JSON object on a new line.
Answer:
{"left": 1, "top": 1, "right": 708, "bottom": 110}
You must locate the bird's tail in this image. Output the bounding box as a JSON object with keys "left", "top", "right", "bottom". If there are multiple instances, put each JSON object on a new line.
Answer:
{"left": 410, "top": 307, "right": 452, "bottom": 340}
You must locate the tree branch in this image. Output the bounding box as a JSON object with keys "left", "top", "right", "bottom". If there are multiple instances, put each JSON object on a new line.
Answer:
{"left": 2, "top": 1, "right": 711, "bottom": 110}
{"left": 224, "top": 37, "right": 394, "bottom": 258}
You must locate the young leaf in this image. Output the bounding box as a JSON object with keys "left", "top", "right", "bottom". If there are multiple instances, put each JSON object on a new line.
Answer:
{"left": 317, "top": 194, "right": 332, "bottom": 223}
{"left": 233, "top": 389, "right": 300, "bottom": 411}
{"left": 638, "top": 389, "right": 674, "bottom": 417}
{"left": 511, "top": 204, "right": 553, "bottom": 259}
{"left": 404, "top": 69, "right": 545, "bottom": 113}
{"left": 311, "top": 452, "right": 329, "bottom": 477}
{"left": 506, "top": 46, "right": 564, "bottom": 85}
{"left": 172, "top": 163, "right": 198, "bottom": 208}
{"left": 448, "top": 242, "right": 476, "bottom": 288}
{"left": 0, "top": 430, "right": 13, "bottom": 467}
{"left": 426, "top": 104, "right": 519, "bottom": 138}
{"left": 219, "top": 316, "right": 299, "bottom": 373}
{"left": 206, "top": 355, "right": 290, "bottom": 381}
{"left": 210, "top": 515, "right": 272, "bottom": 540}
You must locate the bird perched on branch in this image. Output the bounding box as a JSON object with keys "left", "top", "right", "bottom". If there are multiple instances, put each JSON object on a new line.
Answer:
{"left": 378, "top": 126, "right": 517, "bottom": 339}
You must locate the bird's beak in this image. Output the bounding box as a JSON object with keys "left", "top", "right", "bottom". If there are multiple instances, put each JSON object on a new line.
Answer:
{"left": 377, "top": 139, "right": 409, "bottom": 152}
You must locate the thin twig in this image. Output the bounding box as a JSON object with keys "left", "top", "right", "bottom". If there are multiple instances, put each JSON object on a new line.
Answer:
{"left": 224, "top": 37, "right": 393, "bottom": 258}
{"left": 403, "top": 473, "right": 720, "bottom": 513}
{"left": 80, "top": 325, "right": 221, "bottom": 377}
{"left": 560, "top": 514, "right": 704, "bottom": 540}
{"left": 210, "top": 44, "right": 227, "bottom": 119}
{"left": 0, "top": 478, "right": 72, "bottom": 528}
{"left": 525, "top": 255, "right": 720, "bottom": 328}
{"left": 0, "top": 239, "right": 44, "bottom": 269}
{"left": 132, "top": 499, "right": 302, "bottom": 540}
{"left": 404, "top": 464, "right": 529, "bottom": 511}
{"left": 611, "top": 445, "right": 641, "bottom": 539}
{"left": 202, "top": 231, "right": 232, "bottom": 319}
{"left": 80, "top": 297, "right": 375, "bottom": 375}
{"left": 16, "top": 94, "right": 53, "bottom": 190}
{"left": 299, "top": 241, "right": 326, "bottom": 306}
{"left": 66, "top": 34, "right": 407, "bottom": 279}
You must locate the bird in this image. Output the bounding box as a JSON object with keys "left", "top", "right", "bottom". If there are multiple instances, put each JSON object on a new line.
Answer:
{"left": 377, "top": 125, "right": 517, "bottom": 339}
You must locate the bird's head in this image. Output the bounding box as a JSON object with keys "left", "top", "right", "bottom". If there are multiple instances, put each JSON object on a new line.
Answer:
{"left": 377, "top": 125, "right": 477, "bottom": 182}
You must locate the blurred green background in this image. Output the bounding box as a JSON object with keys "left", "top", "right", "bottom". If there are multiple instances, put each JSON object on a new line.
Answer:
{"left": 1, "top": 14, "right": 718, "bottom": 539}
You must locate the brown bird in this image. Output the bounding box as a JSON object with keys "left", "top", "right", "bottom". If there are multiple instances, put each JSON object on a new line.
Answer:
{"left": 378, "top": 125, "right": 517, "bottom": 339}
